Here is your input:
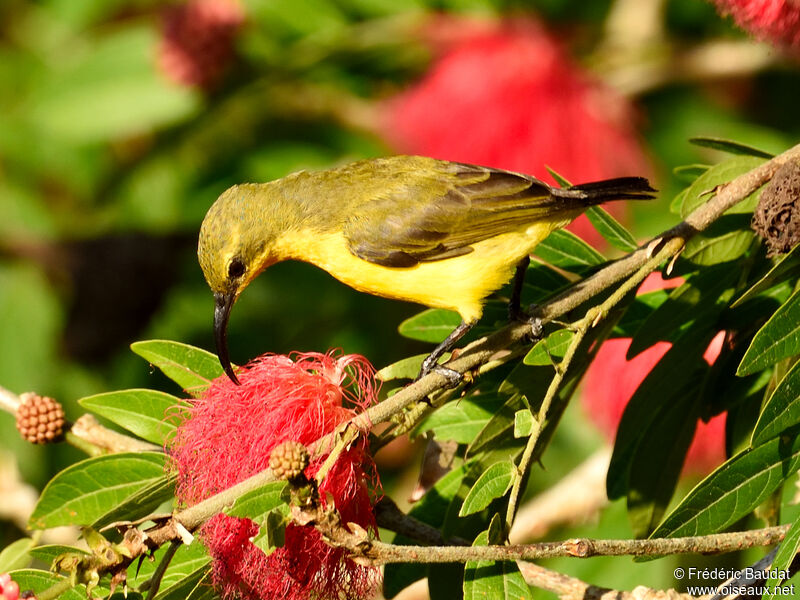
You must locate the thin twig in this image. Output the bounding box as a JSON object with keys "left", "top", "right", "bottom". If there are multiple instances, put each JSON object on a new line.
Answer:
{"left": 357, "top": 525, "right": 789, "bottom": 565}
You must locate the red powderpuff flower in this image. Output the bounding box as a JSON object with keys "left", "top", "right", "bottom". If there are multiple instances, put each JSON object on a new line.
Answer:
{"left": 169, "top": 352, "right": 381, "bottom": 600}
{"left": 379, "top": 17, "right": 651, "bottom": 246}
{"left": 712, "top": 0, "right": 800, "bottom": 50}
{"left": 157, "top": 0, "right": 245, "bottom": 88}
{"left": 582, "top": 273, "right": 726, "bottom": 475}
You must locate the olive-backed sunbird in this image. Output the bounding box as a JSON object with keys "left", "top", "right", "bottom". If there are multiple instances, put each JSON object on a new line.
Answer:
{"left": 198, "top": 155, "right": 655, "bottom": 384}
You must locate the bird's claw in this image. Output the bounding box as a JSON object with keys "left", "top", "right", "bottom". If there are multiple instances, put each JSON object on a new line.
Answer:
{"left": 510, "top": 305, "right": 543, "bottom": 342}
{"left": 416, "top": 359, "right": 464, "bottom": 388}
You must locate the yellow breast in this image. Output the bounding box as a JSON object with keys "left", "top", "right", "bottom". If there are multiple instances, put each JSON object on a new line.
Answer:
{"left": 273, "top": 224, "right": 560, "bottom": 322}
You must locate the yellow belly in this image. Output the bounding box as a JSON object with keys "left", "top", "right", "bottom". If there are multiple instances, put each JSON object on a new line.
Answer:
{"left": 274, "top": 224, "right": 560, "bottom": 322}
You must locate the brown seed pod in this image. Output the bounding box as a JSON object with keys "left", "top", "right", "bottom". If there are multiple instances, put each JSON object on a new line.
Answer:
{"left": 269, "top": 440, "right": 310, "bottom": 482}
{"left": 15, "top": 393, "right": 66, "bottom": 444}
{"left": 752, "top": 160, "right": 800, "bottom": 257}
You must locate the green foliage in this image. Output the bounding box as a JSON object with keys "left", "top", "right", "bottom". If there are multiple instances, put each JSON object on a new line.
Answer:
{"left": 2, "top": 1, "right": 800, "bottom": 598}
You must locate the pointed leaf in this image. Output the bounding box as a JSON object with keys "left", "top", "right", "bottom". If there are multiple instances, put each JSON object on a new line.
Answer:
{"left": 689, "top": 136, "right": 773, "bottom": 159}
{"left": 627, "top": 266, "right": 736, "bottom": 358}
{"left": 463, "top": 529, "right": 534, "bottom": 600}
{"left": 0, "top": 538, "right": 34, "bottom": 572}
{"left": 6, "top": 570, "right": 85, "bottom": 600}
{"left": 586, "top": 206, "right": 638, "bottom": 252}
{"left": 738, "top": 288, "right": 800, "bottom": 376}
{"left": 673, "top": 164, "right": 711, "bottom": 183}
{"left": 523, "top": 329, "right": 575, "bottom": 365}
{"left": 129, "top": 541, "right": 210, "bottom": 592}
{"left": 153, "top": 565, "right": 213, "bottom": 600}
{"left": 459, "top": 462, "right": 516, "bottom": 517}
{"left": 92, "top": 473, "right": 176, "bottom": 529}
{"left": 415, "top": 393, "right": 506, "bottom": 444}
{"left": 682, "top": 216, "right": 755, "bottom": 266}
{"left": 29, "top": 452, "right": 167, "bottom": 529}
{"left": 513, "top": 410, "right": 534, "bottom": 438}
{"left": 131, "top": 340, "right": 223, "bottom": 397}
{"left": 680, "top": 156, "right": 765, "bottom": 217}
{"left": 764, "top": 514, "right": 800, "bottom": 600}
{"left": 533, "top": 229, "right": 606, "bottom": 274}
{"left": 398, "top": 309, "right": 461, "bottom": 343}
{"left": 79, "top": 389, "right": 187, "bottom": 445}
{"left": 732, "top": 243, "right": 800, "bottom": 308}
{"left": 650, "top": 428, "right": 800, "bottom": 538}
{"left": 378, "top": 354, "right": 427, "bottom": 381}
{"left": 752, "top": 360, "right": 800, "bottom": 445}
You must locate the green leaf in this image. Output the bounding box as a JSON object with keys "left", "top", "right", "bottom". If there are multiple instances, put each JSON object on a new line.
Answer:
{"left": 398, "top": 309, "right": 462, "bottom": 343}
{"left": 585, "top": 206, "right": 638, "bottom": 252}
{"left": 533, "top": 229, "right": 606, "bottom": 275}
{"left": 627, "top": 266, "right": 737, "bottom": 358}
{"left": 732, "top": 243, "right": 800, "bottom": 308}
{"left": 383, "top": 464, "right": 467, "bottom": 598}
{"left": 523, "top": 329, "right": 575, "bottom": 366}
{"left": 131, "top": 340, "right": 223, "bottom": 397}
{"left": 513, "top": 410, "right": 534, "bottom": 438}
{"left": 459, "top": 462, "right": 516, "bottom": 517}
{"left": 79, "top": 389, "right": 187, "bottom": 445}
{"left": 673, "top": 164, "right": 711, "bottom": 183}
{"left": 129, "top": 541, "right": 210, "bottom": 592}
{"left": 226, "top": 481, "right": 289, "bottom": 553}
{"left": 681, "top": 156, "right": 765, "bottom": 217}
{"left": 28, "top": 545, "right": 89, "bottom": 565}
{"left": 650, "top": 427, "right": 800, "bottom": 538}
{"left": 738, "top": 288, "right": 800, "bottom": 376}
{"left": 415, "top": 393, "right": 506, "bottom": 444}
{"left": 608, "top": 331, "right": 712, "bottom": 501}
{"left": 378, "top": 354, "right": 427, "bottom": 381}
{"left": 764, "top": 515, "right": 800, "bottom": 600}
{"left": 612, "top": 289, "right": 672, "bottom": 338}
{"left": 29, "top": 452, "right": 167, "bottom": 529}
{"left": 153, "top": 564, "right": 213, "bottom": 600}
{"left": 463, "top": 529, "right": 533, "bottom": 600}
{"left": 752, "top": 360, "right": 800, "bottom": 445}
{"left": 520, "top": 262, "right": 572, "bottom": 304}
{"left": 626, "top": 383, "right": 703, "bottom": 537}
{"left": 682, "top": 216, "right": 755, "bottom": 266}
{"left": 689, "top": 137, "right": 774, "bottom": 159}
{"left": 92, "top": 473, "right": 177, "bottom": 530}
{"left": 0, "top": 538, "right": 34, "bottom": 572}
{"left": 6, "top": 570, "right": 85, "bottom": 600}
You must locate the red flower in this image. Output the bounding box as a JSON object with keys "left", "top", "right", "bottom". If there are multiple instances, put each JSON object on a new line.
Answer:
{"left": 712, "top": 0, "right": 800, "bottom": 49}
{"left": 169, "top": 352, "right": 381, "bottom": 600}
{"left": 379, "top": 17, "right": 651, "bottom": 246}
{"left": 582, "top": 274, "right": 726, "bottom": 475}
{"left": 157, "top": 0, "right": 245, "bottom": 88}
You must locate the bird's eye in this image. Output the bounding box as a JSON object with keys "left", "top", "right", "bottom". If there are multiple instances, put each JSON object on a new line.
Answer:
{"left": 228, "top": 258, "right": 246, "bottom": 279}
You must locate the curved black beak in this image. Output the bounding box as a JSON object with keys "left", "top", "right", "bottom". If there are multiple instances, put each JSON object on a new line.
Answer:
{"left": 214, "top": 291, "right": 240, "bottom": 385}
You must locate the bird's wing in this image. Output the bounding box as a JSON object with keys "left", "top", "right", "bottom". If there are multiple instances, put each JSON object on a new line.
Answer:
{"left": 343, "top": 163, "right": 566, "bottom": 268}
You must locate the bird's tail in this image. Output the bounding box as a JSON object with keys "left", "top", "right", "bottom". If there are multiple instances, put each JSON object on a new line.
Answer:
{"left": 554, "top": 176, "right": 657, "bottom": 204}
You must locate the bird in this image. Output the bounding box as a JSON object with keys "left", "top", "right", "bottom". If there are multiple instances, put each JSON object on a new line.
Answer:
{"left": 198, "top": 155, "right": 655, "bottom": 384}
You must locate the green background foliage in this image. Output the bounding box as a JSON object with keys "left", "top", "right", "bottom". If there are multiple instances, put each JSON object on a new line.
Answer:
{"left": 2, "top": 0, "right": 800, "bottom": 598}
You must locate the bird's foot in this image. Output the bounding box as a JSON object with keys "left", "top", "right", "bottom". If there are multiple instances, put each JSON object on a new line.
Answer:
{"left": 416, "top": 357, "right": 463, "bottom": 388}
{"left": 510, "top": 304, "right": 543, "bottom": 342}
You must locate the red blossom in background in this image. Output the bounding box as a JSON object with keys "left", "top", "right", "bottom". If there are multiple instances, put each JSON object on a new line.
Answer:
{"left": 582, "top": 273, "right": 727, "bottom": 475}
{"left": 711, "top": 0, "right": 800, "bottom": 50}
{"left": 0, "top": 574, "right": 19, "bottom": 600}
{"left": 380, "top": 16, "right": 651, "bottom": 245}
{"left": 169, "top": 352, "right": 381, "bottom": 600}
{"left": 157, "top": 0, "right": 245, "bottom": 88}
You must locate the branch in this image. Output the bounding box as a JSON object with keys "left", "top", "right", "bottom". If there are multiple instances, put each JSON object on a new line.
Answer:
{"left": 356, "top": 525, "right": 789, "bottom": 565}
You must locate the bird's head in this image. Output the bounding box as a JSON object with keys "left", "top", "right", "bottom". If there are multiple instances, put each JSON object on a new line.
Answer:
{"left": 198, "top": 184, "right": 278, "bottom": 384}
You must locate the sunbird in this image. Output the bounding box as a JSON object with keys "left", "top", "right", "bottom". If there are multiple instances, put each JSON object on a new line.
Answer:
{"left": 198, "top": 155, "right": 655, "bottom": 384}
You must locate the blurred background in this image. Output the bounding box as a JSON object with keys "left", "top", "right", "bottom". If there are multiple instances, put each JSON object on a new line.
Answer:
{"left": 1, "top": 0, "right": 799, "bottom": 595}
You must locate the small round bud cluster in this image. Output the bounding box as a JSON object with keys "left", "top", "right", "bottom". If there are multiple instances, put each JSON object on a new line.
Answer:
{"left": 752, "top": 160, "right": 800, "bottom": 257}
{"left": 0, "top": 573, "right": 20, "bottom": 600}
{"left": 16, "top": 393, "right": 66, "bottom": 444}
{"left": 269, "top": 440, "right": 310, "bottom": 482}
